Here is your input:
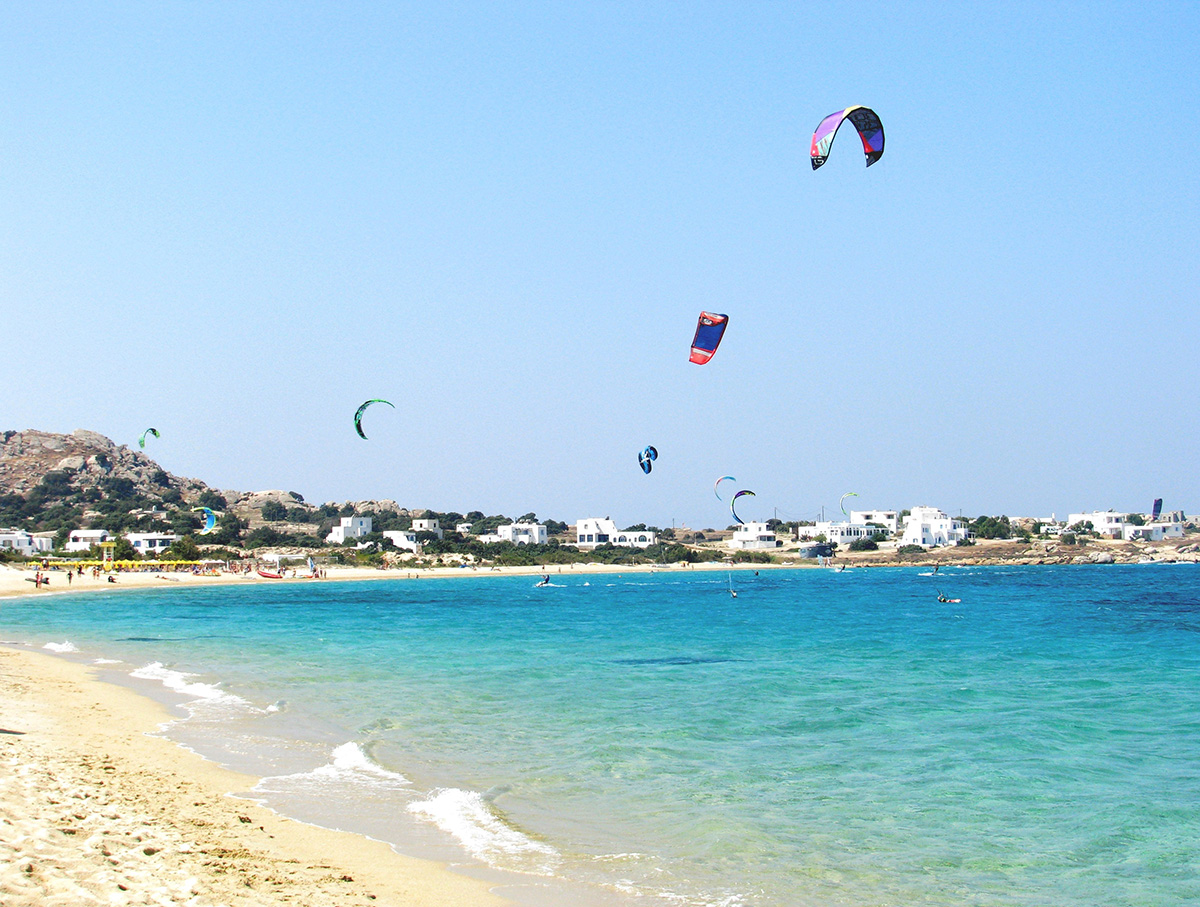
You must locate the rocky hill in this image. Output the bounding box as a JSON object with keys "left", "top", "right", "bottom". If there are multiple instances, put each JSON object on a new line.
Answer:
{"left": 0, "top": 430, "right": 212, "bottom": 502}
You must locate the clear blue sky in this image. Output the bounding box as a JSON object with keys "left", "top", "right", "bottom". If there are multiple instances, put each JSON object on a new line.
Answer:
{"left": 4, "top": 2, "right": 1197, "bottom": 528}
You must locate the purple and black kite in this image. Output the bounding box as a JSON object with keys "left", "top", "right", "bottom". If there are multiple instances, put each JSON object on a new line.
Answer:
{"left": 810, "top": 106, "right": 884, "bottom": 170}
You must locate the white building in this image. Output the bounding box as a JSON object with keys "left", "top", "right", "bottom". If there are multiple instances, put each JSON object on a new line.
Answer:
{"left": 496, "top": 522, "right": 547, "bottom": 545}
{"left": 455, "top": 522, "right": 474, "bottom": 535}
{"left": 574, "top": 518, "right": 657, "bottom": 549}
{"left": 1067, "top": 511, "right": 1126, "bottom": 539}
{"left": 849, "top": 510, "right": 899, "bottom": 535}
{"left": 801, "top": 520, "right": 883, "bottom": 546}
{"left": 125, "top": 532, "right": 179, "bottom": 557}
{"left": 728, "top": 521, "right": 778, "bottom": 550}
{"left": 66, "top": 529, "right": 111, "bottom": 552}
{"left": 382, "top": 530, "right": 420, "bottom": 552}
{"left": 1036, "top": 516, "right": 1065, "bottom": 536}
{"left": 1123, "top": 519, "right": 1185, "bottom": 542}
{"left": 0, "top": 530, "right": 52, "bottom": 556}
{"left": 326, "top": 516, "right": 373, "bottom": 544}
{"left": 900, "top": 506, "right": 970, "bottom": 548}
{"left": 411, "top": 518, "right": 444, "bottom": 540}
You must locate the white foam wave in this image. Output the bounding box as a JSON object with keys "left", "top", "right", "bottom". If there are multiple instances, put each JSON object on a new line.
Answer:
{"left": 318, "top": 742, "right": 410, "bottom": 784}
{"left": 43, "top": 641, "right": 78, "bottom": 653}
{"left": 128, "top": 662, "right": 255, "bottom": 726}
{"left": 256, "top": 742, "right": 410, "bottom": 794}
{"left": 408, "top": 788, "right": 559, "bottom": 872}
{"left": 93, "top": 658, "right": 121, "bottom": 665}
{"left": 130, "top": 662, "right": 240, "bottom": 702}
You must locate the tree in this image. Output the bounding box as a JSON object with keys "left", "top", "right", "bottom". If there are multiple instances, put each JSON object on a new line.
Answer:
{"left": 166, "top": 536, "right": 201, "bottom": 561}
{"left": 848, "top": 538, "right": 878, "bottom": 551}
{"left": 260, "top": 500, "right": 288, "bottom": 522}
{"left": 196, "top": 489, "right": 226, "bottom": 511}
{"left": 112, "top": 537, "right": 138, "bottom": 560}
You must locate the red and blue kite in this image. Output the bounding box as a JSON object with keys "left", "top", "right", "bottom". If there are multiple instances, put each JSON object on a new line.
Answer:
{"left": 689, "top": 312, "right": 728, "bottom": 365}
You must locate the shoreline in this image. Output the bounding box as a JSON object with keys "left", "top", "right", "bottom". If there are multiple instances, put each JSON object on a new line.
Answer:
{"left": 0, "top": 645, "right": 512, "bottom": 907}
{"left": 3, "top": 533, "right": 1196, "bottom": 603}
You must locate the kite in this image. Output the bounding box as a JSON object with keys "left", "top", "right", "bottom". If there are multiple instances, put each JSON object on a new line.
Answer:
{"left": 354, "top": 399, "right": 395, "bottom": 439}
{"left": 690, "top": 312, "right": 729, "bottom": 365}
{"left": 714, "top": 475, "right": 736, "bottom": 501}
{"left": 810, "top": 106, "right": 884, "bottom": 170}
{"left": 839, "top": 492, "right": 859, "bottom": 517}
{"left": 1152, "top": 498, "right": 1163, "bottom": 521}
{"left": 730, "top": 489, "right": 756, "bottom": 525}
{"left": 192, "top": 507, "right": 217, "bottom": 535}
{"left": 138, "top": 428, "right": 159, "bottom": 450}
{"left": 638, "top": 445, "right": 658, "bottom": 474}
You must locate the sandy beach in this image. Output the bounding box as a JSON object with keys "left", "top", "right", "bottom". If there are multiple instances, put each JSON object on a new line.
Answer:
{"left": 0, "top": 644, "right": 510, "bottom": 907}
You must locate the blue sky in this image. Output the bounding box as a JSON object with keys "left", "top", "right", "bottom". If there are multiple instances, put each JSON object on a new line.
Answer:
{"left": 3, "top": 2, "right": 1197, "bottom": 528}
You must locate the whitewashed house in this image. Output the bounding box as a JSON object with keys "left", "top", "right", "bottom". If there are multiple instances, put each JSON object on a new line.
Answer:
{"left": 900, "top": 507, "right": 970, "bottom": 548}
{"left": 729, "top": 521, "right": 778, "bottom": 550}
{"left": 455, "top": 522, "right": 474, "bottom": 535}
{"left": 326, "top": 516, "right": 372, "bottom": 544}
{"left": 411, "top": 518, "right": 444, "bottom": 540}
{"left": 66, "top": 528, "right": 110, "bottom": 552}
{"left": 1067, "top": 511, "right": 1126, "bottom": 539}
{"left": 1036, "top": 516, "right": 1065, "bottom": 537}
{"left": 849, "top": 510, "right": 900, "bottom": 535}
{"left": 382, "top": 530, "right": 420, "bottom": 552}
{"left": 497, "top": 522, "right": 548, "bottom": 545}
{"left": 801, "top": 520, "right": 883, "bottom": 546}
{"left": 0, "top": 529, "right": 52, "bottom": 556}
{"left": 125, "top": 532, "right": 179, "bottom": 557}
{"left": 574, "top": 518, "right": 657, "bottom": 549}
{"left": 1123, "top": 519, "right": 1185, "bottom": 541}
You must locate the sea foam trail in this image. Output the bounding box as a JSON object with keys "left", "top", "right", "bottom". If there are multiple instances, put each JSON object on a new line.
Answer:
{"left": 409, "top": 788, "right": 560, "bottom": 875}
{"left": 43, "top": 641, "right": 78, "bottom": 653}
{"left": 129, "top": 661, "right": 253, "bottom": 720}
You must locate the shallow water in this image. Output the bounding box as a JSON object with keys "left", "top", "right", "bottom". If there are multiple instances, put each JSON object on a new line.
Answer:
{"left": 5, "top": 565, "right": 1200, "bottom": 906}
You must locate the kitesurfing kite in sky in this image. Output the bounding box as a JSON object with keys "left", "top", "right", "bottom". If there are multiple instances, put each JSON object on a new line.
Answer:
{"left": 714, "top": 475, "right": 736, "bottom": 501}
{"left": 638, "top": 446, "right": 658, "bottom": 474}
{"left": 810, "top": 106, "right": 884, "bottom": 170}
{"left": 730, "top": 489, "right": 756, "bottom": 525}
{"left": 193, "top": 507, "right": 217, "bottom": 535}
{"left": 138, "top": 428, "right": 159, "bottom": 449}
{"left": 690, "top": 312, "right": 729, "bottom": 365}
{"left": 354, "top": 399, "right": 394, "bottom": 439}
{"left": 840, "top": 492, "right": 859, "bottom": 516}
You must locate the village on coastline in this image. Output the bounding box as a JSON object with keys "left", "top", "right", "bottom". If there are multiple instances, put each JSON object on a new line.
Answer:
{"left": 1, "top": 430, "right": 1197, "bottom": 572}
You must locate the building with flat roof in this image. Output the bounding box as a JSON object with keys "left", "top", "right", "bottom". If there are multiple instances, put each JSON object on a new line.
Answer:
{"left": 124, "top": 532, "right": 179, "bottom": 557}
{"left": 899, "top": 507, "right": 970, "bottom": 548}
{"left": 729, "top": 521, "right": 778, "bottom": 549}
{"left": 574, "top": 518, "right": 657, "bottom": 549}
{"left": 66, "top": 529, "right": 110, "bottom": 552}
{"left": 849, "top": 510, "right": 899, "bottom": 535}
{"left": 326, "top": 516, "right": 372, "bottom": 544}
{"left": 0, "top": 529, "right": 52, "bottom": 556}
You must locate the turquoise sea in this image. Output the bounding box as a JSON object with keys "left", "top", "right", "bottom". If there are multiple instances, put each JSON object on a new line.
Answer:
{"left": 4, "top": 564, "right": 1199, "bottom": 906}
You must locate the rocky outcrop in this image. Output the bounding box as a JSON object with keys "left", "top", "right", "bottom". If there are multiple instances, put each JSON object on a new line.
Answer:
{"left": 0, "top": 429, "right": 210, "bottom": 501}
